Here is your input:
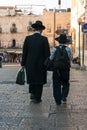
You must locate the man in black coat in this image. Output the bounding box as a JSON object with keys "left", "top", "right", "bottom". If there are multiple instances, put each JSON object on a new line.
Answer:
{"left": 21, "top": 20, "right": 50, "bottom": 103}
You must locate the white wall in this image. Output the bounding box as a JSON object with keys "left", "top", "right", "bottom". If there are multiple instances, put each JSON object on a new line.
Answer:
{"left": 71, "top": 0, "right": 85, "bottom": 49}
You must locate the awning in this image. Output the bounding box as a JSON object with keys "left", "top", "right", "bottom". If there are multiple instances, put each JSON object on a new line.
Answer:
{"left": 7, "top": 50, "right": 15, "bottom": 53}
{"left": 0, "top": 49, "right": 22, "bottom": 54}
{"left": 15, "top": 50, "right": 22, "bottom": 54}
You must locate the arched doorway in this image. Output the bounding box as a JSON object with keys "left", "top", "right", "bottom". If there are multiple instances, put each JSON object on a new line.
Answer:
{"left": 12, "top": 39, "right": 16, "bottom": 47}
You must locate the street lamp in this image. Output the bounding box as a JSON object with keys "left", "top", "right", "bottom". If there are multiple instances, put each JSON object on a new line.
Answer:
{"left": 53, "top": 8, "right": 56, "bottom": 47}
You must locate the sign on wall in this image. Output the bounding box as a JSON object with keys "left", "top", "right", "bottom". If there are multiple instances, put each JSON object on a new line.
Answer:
{"left": 82, "top": 23, "right": 87, "bottom": 33}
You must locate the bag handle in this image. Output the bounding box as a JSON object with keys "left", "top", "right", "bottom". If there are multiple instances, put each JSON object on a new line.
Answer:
{"left": 20, "top": 67, "right": 25, "bottom": 72}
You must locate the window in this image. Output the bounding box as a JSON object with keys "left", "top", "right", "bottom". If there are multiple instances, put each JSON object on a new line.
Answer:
{"left": 10, "top": 23, "right": 17, "bottom": 33}
{"left": 55, "top": 24, "right": 61, "bottom": 35}
{"left": 66, "top": 23, "right": 70, "bottom": 30}
{"left": 0, "top": 41, "right": 1, "bottom": 48}
{"left": 0, "top": 26, "right": 2, "bottom": 33}
{"left": 27, "top": 21, "right": 33, "bottom": 31}
{"left": 47, "top": 24, "right": 51, "bottom": 33}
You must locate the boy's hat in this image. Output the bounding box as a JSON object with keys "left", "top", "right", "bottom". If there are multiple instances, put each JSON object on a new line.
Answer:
{"left": 55, "top": 34, "right": 70, "bottom": 43}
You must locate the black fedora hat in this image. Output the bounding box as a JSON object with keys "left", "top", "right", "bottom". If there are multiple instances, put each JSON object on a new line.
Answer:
{"left": 55, "top": 34, "right": 70, "bottom": 44}
{"left": 32, "top": 20, "right": 45, "bottom": 30}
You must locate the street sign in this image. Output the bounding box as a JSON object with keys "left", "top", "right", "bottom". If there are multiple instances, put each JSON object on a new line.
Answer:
{"left": 82, "top": 23, "right": 87, "bottom": 33}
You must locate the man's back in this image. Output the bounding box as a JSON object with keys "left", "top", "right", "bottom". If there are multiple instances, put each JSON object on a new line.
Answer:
{"left": 24, "top": 33, "right": 50, "bottom": 65}
{"left": 21, "top": 32, "right": 50, "bottom": 84}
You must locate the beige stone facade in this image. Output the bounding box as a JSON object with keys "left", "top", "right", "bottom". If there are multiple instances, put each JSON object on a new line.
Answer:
{"left": 0, "top": 6, "right": 71, "bottom": 62}
{"left": 0, "top": 15, "right": 42, "bottom": 48}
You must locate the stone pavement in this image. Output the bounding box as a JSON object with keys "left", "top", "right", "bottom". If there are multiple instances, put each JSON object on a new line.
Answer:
{"left": 0, "top": 64, "right": 87, "bottom": 130}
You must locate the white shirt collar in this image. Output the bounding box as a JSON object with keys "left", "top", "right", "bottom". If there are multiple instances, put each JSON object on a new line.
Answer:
{"left": 34, "top": 31, "right": 40, "bottom": 34}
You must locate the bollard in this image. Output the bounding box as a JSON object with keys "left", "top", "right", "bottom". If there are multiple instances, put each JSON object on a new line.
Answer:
{"left": 77, "top": 57, "right": 80, "bottom": 66}
{"left": 0, "top": 56, "right": 2, "bottom": 68}
{"left": 0, "top": 61, "right": 2, "bottom": 68}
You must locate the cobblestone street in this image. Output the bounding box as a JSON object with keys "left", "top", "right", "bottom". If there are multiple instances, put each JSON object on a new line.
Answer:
{"left": 0, "top": 64, "right": 87, "bottom": 130}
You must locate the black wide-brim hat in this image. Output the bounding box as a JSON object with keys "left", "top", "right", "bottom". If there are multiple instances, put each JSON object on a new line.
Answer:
{"left": 55, "top": 34, "right": 70, "bottom": 43}
{"left": 32, "top": 20, "right": 45, "bottom": 30}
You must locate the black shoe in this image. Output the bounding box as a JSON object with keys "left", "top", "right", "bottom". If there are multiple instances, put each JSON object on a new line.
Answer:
{"left": 30, "top": 94, "right": 35, "bottom": 100}
{"left": 62, "top": 98, "right": 67, "bottom": 104}
{"left": 32, "top": 99, "right": 42, "bottom": 103}
{"left": 56, "top": 101, "right": 61, "bottom": 105}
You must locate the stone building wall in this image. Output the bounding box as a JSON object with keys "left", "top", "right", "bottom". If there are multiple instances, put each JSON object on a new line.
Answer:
{"left": 0, "top": 9, "right": 70, "bottom": 49}
{"left": 0, "top": 7, "right": 71, "bottom": 62}
{"left": 42, "top": 10, "right": 71, "bottom": 48}
{"left": 0, "top": 15, "right": 42, "bottom": 48}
